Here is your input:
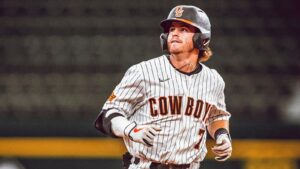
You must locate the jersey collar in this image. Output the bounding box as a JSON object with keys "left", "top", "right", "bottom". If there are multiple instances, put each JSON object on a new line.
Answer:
{"left": 166, "top": 55, "right": 203, "bottom": 76}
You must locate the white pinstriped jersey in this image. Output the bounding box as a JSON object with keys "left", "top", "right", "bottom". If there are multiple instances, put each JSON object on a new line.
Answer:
{"left": 102, "top": 55, "right": 231, "bottom": 168}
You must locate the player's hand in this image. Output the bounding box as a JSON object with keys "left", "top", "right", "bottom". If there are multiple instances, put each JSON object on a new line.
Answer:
{"left": 124, "top": 122, "right": 161, "bottom": 147}
{"left": 211, "top": 134, "right": 232, "bottom": 161}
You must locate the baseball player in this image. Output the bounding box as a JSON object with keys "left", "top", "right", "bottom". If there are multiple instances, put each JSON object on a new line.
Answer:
{"left": 95, "top": 5, "right": 232, "bottom": 169}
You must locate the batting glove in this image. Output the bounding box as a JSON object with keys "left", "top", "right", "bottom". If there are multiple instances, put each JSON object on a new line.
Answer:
{"left": 124, "top": 122, "right": 161, "bottom": 147}
{"left": 212, "top": 133, "right": 232, "bottom": 162}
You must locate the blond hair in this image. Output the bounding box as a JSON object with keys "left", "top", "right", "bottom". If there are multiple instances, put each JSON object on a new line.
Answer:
{"left": 199, "top": 47, "right": 213, "bottom": 62}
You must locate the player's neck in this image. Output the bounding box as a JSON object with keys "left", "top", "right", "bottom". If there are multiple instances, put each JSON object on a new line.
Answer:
{"left": 170, "top": 53, "right": 199, "bottom": 73}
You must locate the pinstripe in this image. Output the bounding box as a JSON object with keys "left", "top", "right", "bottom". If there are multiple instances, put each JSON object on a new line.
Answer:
{"left": 158, "top": 57, "right": 167, "bottom": 159}
{"left": 146, "top": 60, "right": 156, "bottom": 159}
{"left": 164, "top": 57, "right": 174, "bottom": 161}
{"left": 142, "top": 61, "right": 153, "bottom": 158}
{"left": 116, "top": 65, "right": 142, "bottom": 115}
{"left": 137, "top": 62, "right": 148, "bottom": 156}
{"left": 152, "top": 57, "right": 162, "bottom": 159}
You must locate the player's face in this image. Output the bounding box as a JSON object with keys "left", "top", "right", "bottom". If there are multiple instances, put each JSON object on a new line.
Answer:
{"left": 167, "top": 21, "right": 197, "bottom": 55}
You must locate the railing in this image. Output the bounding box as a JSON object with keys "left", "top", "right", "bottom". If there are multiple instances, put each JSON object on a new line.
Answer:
{"left": 0, "top": 137, "right": 299, "bottom": 169}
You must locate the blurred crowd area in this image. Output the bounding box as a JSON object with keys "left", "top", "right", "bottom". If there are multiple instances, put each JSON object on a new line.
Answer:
{"left": 0, "top": 0, "right": 299, "bottom": 138}
{"left": 0, "top": 0, "right": 300, "bottom": 169}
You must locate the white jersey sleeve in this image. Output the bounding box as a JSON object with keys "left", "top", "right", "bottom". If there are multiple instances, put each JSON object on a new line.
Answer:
{"left": 102, "top": 64, "right": 145, "bottom": 117}
{"left": 207, "top": 69, "right": 231, "bottom": 124}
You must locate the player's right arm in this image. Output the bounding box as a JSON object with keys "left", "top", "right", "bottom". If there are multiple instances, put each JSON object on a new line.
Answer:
{"left": 94, "top": 64, "right": 160, "bottom": 146}
{"left": 95, "top": 108, "right": 161, "bottom": 146}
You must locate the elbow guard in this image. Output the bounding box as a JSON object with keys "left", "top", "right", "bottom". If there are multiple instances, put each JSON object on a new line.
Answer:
{"left": 94, "top": 109, "right": 124, "bottom": 137}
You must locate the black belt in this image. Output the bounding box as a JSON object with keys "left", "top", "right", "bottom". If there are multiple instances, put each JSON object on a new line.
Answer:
{"left": 149, "top": 162, "right": 190, "bottom": 169}
{"left": 123, "top": 152, "right": 190, "bottom": 169}
{"left": 133, "top": 155, "right": 190, "bottom": 169}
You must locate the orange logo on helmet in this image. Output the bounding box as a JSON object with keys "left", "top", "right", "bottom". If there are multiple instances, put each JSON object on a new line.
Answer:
{"left": 175, "top": 6, "right": 184, "bottom": 17}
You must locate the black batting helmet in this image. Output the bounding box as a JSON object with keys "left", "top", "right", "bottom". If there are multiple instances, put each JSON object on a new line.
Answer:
{"left": 160, "top": 5, "right": 211, "bottom": 52}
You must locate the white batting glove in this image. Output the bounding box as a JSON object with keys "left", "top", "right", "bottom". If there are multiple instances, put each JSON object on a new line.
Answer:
{"left": 124, "top": 122, "right": 161, "bottom": 147}
{"left": 211, "top": 133, "right": 232, "bottom": 161}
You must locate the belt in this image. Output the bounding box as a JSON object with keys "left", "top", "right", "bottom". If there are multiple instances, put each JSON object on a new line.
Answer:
{"left": 132, "top": 156, "right": 190, "bottom": 169}
{"left": 149, "top": 162, "right": 190, "bottom": 169}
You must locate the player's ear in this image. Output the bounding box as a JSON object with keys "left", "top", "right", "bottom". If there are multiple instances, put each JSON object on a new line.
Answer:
{"left": 160, "top": 33, "right": 169, "bottom": 54}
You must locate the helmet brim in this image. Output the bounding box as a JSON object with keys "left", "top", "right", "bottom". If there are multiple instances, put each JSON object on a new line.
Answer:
{"left": 160, "top": 18, "right": 200, "bottom": 33}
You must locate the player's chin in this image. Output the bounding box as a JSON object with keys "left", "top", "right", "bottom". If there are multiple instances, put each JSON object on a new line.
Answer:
{"left": 168, "top": 47, "right": 182, "bottom": 54}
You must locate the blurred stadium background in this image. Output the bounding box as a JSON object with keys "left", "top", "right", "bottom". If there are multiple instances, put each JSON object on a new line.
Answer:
{"left": 0, "top": 0, "right": 299, "bottom": 169}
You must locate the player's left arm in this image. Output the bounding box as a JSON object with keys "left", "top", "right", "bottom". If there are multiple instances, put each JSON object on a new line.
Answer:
{"left": 207, "top": 70, "right": 232, "bottom": 162}
{"left": 208, "top": 119, "right": 229, "bottom": 139}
